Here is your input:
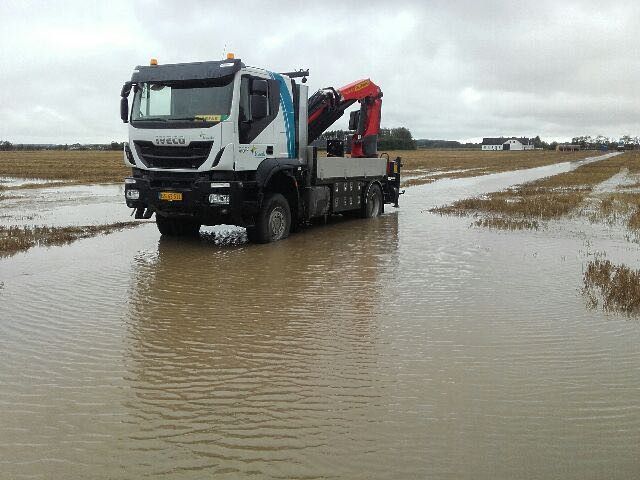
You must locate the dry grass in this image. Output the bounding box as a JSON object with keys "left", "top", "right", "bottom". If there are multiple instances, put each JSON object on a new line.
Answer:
{"left": 0, "top": 150, "right": 128, "bottom": 185}
{"left": 0, "top": 149, "right": 597, "bottom": 190}
{"left": 583, "top": 259, "right": 640, "bottom": 314}
{"left": 0, "top": 222, "right": 141, "bottom": 257}
{"left": 433, "top": 152, "right": 640, "bottom": 227}
{"left": 389, "top": 149, "right": 597, "bottom": 187}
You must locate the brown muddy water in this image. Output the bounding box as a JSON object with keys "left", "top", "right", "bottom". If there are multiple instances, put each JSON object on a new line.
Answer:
{"left": 1, "top": 154, "right": 639, "bottom": 479}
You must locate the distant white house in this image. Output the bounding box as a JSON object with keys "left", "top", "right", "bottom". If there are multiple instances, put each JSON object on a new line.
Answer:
{"left": 482, "top": 137, "right": 535, "bottom": 151}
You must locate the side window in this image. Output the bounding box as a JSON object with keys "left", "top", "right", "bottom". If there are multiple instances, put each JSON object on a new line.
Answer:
{"left": 239, "top": 76, "right": 251, "bottom": 124}
{"left": 238, "top": 75, "right": 280, "bottom": 144}
{"left": 137, "top": 84, "right": 171, "bottom": 117}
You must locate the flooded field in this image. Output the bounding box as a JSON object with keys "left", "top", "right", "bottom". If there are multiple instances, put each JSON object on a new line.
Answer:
{"left": 1, "top": 153, "right": 639, "bottom": 478}
{"left": 0, "top": 183, "right": 129, "bottom": 227}
{"left": 399, "top": 148, "right": 597, "bottom": 186}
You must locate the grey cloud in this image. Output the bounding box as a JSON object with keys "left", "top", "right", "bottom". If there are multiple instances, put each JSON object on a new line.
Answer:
{"left": 1, "top": 0, "right": 638, "bottom": 143}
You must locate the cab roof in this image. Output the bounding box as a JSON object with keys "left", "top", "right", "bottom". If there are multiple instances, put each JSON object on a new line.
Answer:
{"left": 130, "top": 58, "right": 244, "bottom": 83}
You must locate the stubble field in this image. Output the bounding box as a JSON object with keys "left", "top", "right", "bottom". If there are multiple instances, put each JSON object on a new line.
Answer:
{"left": 0, "top": 148, "right": 618, "bottom": 258}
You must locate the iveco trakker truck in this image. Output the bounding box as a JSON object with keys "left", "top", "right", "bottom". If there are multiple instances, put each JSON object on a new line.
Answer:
{"left": 120, "top": 55, "right": 401, "bottom": 243}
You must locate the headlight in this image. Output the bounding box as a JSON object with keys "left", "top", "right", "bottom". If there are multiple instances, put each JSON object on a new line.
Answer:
{"left": 126, "top": 189, "right": 140, "bottom": 200}
{"left": 211, "top": 182, "right": 230, "bottom": 188}
{"left": 209, "top": 193, "right": 229, "bottom": 204}
{"left": 124, "top": 178, "right": 136, "bottom": 184}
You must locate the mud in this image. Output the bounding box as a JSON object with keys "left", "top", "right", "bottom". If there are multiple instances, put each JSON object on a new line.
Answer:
{"left": 1, "top": 153, "right": 639, "bottom": 479}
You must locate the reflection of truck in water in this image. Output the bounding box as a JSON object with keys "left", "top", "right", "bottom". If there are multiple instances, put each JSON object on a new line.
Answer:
{"left": 120, "top": 55, "right": 402, "bottom": 243}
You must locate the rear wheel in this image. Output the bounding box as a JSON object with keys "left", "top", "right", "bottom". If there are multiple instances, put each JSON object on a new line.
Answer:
{"left": 361, "top": 183, "right": 383, "bottom": 218}
{"left": 245, "top": 226, "right": 259, "bottom": 243}
{"left": 156, "top": 215, "right": 201, "bottom": 237}
{"left": 247, "top": 193, "right": 291, "bottom": 243}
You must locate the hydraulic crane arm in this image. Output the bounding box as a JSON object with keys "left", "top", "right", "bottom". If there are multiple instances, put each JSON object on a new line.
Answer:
{"left": 307, "top": 79, "right": 383, "bottom": 158}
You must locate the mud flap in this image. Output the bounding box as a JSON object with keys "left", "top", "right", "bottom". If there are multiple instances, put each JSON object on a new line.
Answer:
{"left": 134, "top": 207, "right": 154, "bottom": 219}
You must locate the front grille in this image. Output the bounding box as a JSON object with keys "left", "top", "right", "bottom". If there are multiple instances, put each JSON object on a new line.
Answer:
{"left": 142, "top": 171, "right": 200, "bottom": 189}
{"left": 134, "top": 141, "right": 214, "bottom": 169}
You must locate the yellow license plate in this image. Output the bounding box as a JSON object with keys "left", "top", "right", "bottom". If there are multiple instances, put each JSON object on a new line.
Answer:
{"left": 159, "top": 191, "right": 182, "bottom": 201}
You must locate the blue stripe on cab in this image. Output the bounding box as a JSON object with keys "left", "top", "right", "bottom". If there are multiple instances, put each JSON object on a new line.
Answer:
{"left": 269, "top": 72, "right": 295, "bottom": 158}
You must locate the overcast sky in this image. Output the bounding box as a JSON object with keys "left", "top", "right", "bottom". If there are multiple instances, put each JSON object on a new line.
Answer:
{"left": 1, "top": 0, "right": 638, "bottom": 143}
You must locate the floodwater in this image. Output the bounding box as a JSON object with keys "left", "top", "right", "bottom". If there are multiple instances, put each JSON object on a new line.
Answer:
{"left": 1, "top": 153, "right": 639, "bottom": 479}
{"left": 0, "top": 183, "right": 128, "bottom": 227}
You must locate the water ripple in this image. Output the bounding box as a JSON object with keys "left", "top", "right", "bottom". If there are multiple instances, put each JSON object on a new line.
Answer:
{"left": 1, "top": 161, "right": 639, "bottom": 478}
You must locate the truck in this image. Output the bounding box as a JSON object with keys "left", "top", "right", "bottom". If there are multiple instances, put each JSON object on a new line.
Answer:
{"left": 120, "top": 55, "right": 402, "bottom": 243}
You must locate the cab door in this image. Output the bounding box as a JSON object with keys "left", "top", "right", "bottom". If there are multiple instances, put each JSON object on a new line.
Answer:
{"left": 235, "top": 74, "right": 281, "bottom": 171}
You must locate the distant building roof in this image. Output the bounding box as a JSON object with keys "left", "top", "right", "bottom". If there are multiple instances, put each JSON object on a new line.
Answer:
{"left": 482, "top": 137, "right": 533, "bottom": 145}
{"left": 482, "top": 137, "right": 507, "bottom": 145}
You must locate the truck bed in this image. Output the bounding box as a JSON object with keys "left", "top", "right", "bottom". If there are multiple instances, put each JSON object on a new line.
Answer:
{"left": 315, "top": 156, "right": 387, "bottom": 180}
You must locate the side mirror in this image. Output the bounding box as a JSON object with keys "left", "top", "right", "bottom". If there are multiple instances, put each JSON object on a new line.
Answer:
{"left": 120, "top": 97, "right": 129, "bottom": 123}
{"left": 121, "top": 81, "right": 132, "bottom": 98}
{"left": 250, "top": 94, "right": 268, "bottom": 120}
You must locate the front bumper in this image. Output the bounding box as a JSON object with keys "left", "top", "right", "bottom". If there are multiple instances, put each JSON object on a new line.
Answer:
{"left": 124, "top": 175, "right": 258, "bottom": 226}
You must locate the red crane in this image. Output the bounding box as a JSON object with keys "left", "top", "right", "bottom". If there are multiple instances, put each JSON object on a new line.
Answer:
{"left": 307, "top": 79, "right": 383, "bottom": 158}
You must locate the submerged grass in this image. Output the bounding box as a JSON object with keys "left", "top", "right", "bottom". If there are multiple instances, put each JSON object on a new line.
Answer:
{"left": 429, "top": 151, "right": 640, "bottom": 316}
{"left": 589, "top": 153, "right": 640, "bottom": 231}
{"left": 473, "top": 217, "right": 540, "bottom": 230}
{"left": 629, "top": 209, "right": 640, "bottom": 230}
{"left": 433, "top": 152, "right": 640, "bottom": 229}
{"left": 393, "top": 149, "right": 597, "bottom": 187}
{"left": 583, "top": 259, "right": 640, "bottom": 314}
{"left": 0, "top": 150, "right": 128, "bottom": 185}
{"left": 587, "top": 192, "right": 640, "bottom": 230}
{"left": 0, "top": 222, "right": 141, "bottom": 257}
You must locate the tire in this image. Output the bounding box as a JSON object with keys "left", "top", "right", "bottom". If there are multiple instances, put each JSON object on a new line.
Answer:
{"left": 245, "top": 226, "right": 259, "bottom": 243}
{"left": 155, "top": 215, "right": 174, "bottom": 236}
{"left": 361, "top": 183, "right": 383, "bottom": 218}
{"left": 156, "top": 215, "right": 200, "bottom": 237}
{"left": 248, "top": 193, "right": 291, "bottom": 243}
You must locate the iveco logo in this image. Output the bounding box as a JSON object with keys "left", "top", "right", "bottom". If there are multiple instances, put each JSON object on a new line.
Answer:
{"left": 154, "top": 136, "right": 186, "bottom": 145}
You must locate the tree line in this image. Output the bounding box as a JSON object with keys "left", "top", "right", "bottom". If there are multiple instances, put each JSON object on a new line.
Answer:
{"left": 0, "top": 141, "right": 126, "bottom": 151}
{"left": 3, "top": 133, "right": 638, "bottom": 153}
{"left": 569, "top": 135, "right": 639, "bottom": 150}
{"left": 317, "top": 127, "right": 418, "bottom": 150}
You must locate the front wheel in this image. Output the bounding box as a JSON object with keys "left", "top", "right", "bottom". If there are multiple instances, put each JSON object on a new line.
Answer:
{"left": 247, "top": 193, "right": 291, "bottom": 243}
{"left": 156, "top": 215, "right": 201, "bottom": 237}
{"left": 361, "top": 183, "right": 383, "bottom": 218}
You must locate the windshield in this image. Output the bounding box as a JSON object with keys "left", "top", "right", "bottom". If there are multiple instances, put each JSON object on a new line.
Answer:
{"left": 131, "top": 80, "right": 234, "bottom": 123}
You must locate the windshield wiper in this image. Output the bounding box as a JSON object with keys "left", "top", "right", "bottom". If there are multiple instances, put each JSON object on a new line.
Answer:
{"left": 171, "top": 117, "right": 220, "bottom": 122}
{"left": 133, "top": 117, "right": 168, "bottom": 122}
{"left": 132, "top": 117, "right": 219, "bottom": 122}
